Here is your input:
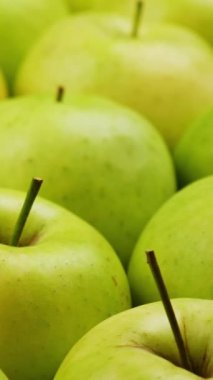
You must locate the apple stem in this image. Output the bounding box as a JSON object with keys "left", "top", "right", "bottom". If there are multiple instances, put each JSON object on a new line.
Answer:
{"left": 56, "top": 86, "right": 65, "bottom": 102}
{"left": 146, "top": 250, "right": 193, "bottom": 372}
{"left": 131, "top": 0, "right": 143, "bottom": 38}
{"left": 10, "top": 177, "right": 43, "bottom": 247}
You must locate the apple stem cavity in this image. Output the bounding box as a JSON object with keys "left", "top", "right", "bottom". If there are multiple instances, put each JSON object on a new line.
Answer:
{"left": 131, "top": 0, "right": 143, "bottom": 38}
{"left": 146, "top": 250, "right": 193, "bottom": 373}
{"left": 10, "top": 177, "right": 43, "bottom": 247}
{"left": 56, "top": 86, "right": 65, "bottom": 102}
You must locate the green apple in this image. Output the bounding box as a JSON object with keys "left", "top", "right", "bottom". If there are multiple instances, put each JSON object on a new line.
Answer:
{"left": 174, "top": 108, "right": 213, "bottom": 187}
{"left": 128, "top": 175, "right": 213, "bottom": 304}
{"left": 143, "top": 0, "right": 213, "bottom": 46}
{"left": 0, "top": 94, "right": 176, "bottom": 267}
{"left": 0, "top": 186, "right": 131, "bottom": 380}
{"left": 0, "top": 0, "right": 68, "bottom": 93}
{"left": 65, "top": 0, "right": 133, "bottom": 14}
{"left": 54, "top": 298, "right": 213, "bottom": 379}
{"left": 15, "top": 12, "right": 213, "bottom": 148}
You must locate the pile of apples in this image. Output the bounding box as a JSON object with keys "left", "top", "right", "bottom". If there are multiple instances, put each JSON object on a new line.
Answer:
{"left": 0, "top": 1, "right": 212, "bottom": 379}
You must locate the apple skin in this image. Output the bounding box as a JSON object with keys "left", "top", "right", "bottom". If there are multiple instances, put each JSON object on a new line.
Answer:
{"left": 0, "top": 187, "right": 131, "bottom": 380}
{"left": 174, "top": 108, "right": 213, "bottom": 187}
{"left": 143, "top": 0, "right": 213, "bottom": 46}
{"left": 0, "top": 0, "right": 68, "bottom": 92}
{"left": 65, "top": 0, "right": 133, "bottom": 14}
{"left": 0, "top": 94, "right": 176, "bottom": 267}
{"left": 54, "top": 298, "right": 213, "bottom": 379}
{"left": 15, "top": 13, "right": 213, "bottom": 148}
{"left": 128, "top": 176, "right": 213, "bottom": 305}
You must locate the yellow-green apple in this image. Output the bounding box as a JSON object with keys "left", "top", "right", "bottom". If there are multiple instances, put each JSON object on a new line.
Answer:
{"left": 15, "top": 12, "right": 213, "bottom": 148}
{"left": 128, "top": 176, "right": 213, "bottom": 304}
{"left": 0, "top": 186, "right": 131, "bottom": 380}
{"left": 54, "top": 298, "right": 213, "bottom": 379}
{"left": 174, "top": 108, "right": 213, "bottom": 187}
{"left": 0, "top": 0, "right": 69, "bottom": 93}
{"left": 0, "top": 94, "right": 176, "bottom": 267}
{"left": 65, "top": 0, "right": 133, "bottom": 14}
{"left": 143, "top": 0, "right": 213, "bottom": 46}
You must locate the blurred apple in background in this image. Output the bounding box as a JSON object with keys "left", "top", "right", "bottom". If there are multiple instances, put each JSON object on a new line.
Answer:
{"left": 0, "top": 186, "right": 130, "bottom": 380}
{"left": 54, "top": 298, "right": 213, "bottom": 379}
{"left": 174, "top": 108, "right": 213, "bottom": 187}
{"left": 128, "top": 176, "right": 213, "bottom": 304}
{"left": 0, "top": 0, "right": 69, "bottom": 93}
{"left": 65, "top": 0, "right": 133, "bottom": 14}
{"left": 0, "top": 94, "right": 176, "bottom": 267}
{"left": 143, "top": 0, "right": 213, "bottom": 46}
{"left": 15, "top": 12, "right": 213, "bottom": 149}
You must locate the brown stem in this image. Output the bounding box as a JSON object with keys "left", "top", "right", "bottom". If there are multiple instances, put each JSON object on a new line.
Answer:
{"left": 11, "top": 177, "right": 43, "bottom": 246}
{"left": 56, "top": 86, "right": 65, "bottom": 102}
{"left": 131, "top": 1, "right": 143, "bottom": 38}
{"left": 146, "top": 250, "right": 193, "bottom": 372}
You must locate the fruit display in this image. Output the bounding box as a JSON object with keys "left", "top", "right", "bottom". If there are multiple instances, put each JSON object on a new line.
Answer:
{"left": 0, "top": 94, "right": 176, "bottom": 267}
{"left": 0, "top": 183, "right": 130, "bottom": 380}
{"left": 14, "top": 12, "right": 213, "bottom": 148}
{"left": 54, "top": 298, "right": 213, "bottom": 380}
{"left": 0, "top": 1, "right": 212, "bottom": 380}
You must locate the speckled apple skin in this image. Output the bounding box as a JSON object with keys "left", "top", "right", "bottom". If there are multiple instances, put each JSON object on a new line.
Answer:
{"left": 128, "top": 176, "right": 213, "bottom": 304}
{"left": 0, "top": 188, "right": 131, "bottom": 380}
{"left": 0, "top": 95, "right": 176, "bottom": 266}
{"left": 15, "top": 13, "right": 213, "bottom": 148}
{"left": 54, "top": 298, "right": 213, "bottom": 380}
